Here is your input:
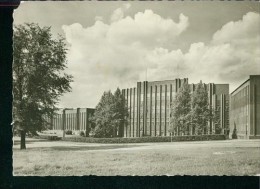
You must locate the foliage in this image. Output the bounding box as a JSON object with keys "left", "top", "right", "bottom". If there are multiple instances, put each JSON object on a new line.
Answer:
{"left": 62, "top": 134, "right": 226, "bottom": 143}
{"left": 65, "top": 130, "right": 72, "bottom": 135}
{"left": 170, "top": 82, "right": 191, "bottom": 135}
{"left": 79, "top": 131, "right": 85, "bottom": 137}
{"left": 232, "top": 123, "right": 237, "bottom": 139}
{"left": 190, "top": 81, "right": 211, "bottom": 135}
{"left": 13, "top": 23, "right": 73, "bottom": 148}
{"left": 91, "top": 88, "right": 128, "bottom": 138}
{"left": 212, "top": 107, "right": 222, "bottom": 134}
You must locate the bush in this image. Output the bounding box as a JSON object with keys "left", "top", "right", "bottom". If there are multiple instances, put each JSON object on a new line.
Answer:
{"left": 65, "top": 130, "right": 72, "bottom": 135}
{"left": 34, "top": 135, "right": 61, "bottom": 141}
{"left": 47, "top": 136, "right": 61, "bottom": 141}
{"left": 79, "top": 131, "right": 85, "bottom": 137}
{"left": 62, "top": 134, "right": 226, "bottom": 144}
{"left": 232, "top": 128, "right": 237, "bottom": 139}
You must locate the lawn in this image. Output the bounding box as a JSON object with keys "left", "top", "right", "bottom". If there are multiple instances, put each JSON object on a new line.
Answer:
{"left": 13, "top": 138, "right": 260, "bottom": 176}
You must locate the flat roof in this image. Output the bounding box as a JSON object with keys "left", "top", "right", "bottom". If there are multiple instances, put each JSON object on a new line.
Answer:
{"left": 231, "top": 78, "right": 250, "bottom": 95}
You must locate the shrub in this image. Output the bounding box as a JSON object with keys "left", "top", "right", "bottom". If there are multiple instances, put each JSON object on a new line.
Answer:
{"left": 79, "top": 131, "right": 85, "bottom": 137}
{"left": 47, "top": 136, "right": 61, "bottom": 141}
{"left": 62, "top": 134, "right": 226, "bottom": 144}
{"left": 65, "top": 130, "right": 72, "bottom": 135}
{"left": 232, "top": 128, "right": 237, "bottom": 139}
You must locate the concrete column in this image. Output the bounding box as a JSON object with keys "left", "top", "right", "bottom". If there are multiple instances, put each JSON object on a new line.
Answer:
{"left": 143, "top": 82, "right": 145, "bottom": 136}
{"left": 133, "top": 88, "right": 135, "bottom": 137}
{"left": 129, "top": 88, "right": 132, "bottom": 137}
{"left": 76, "top": 108, "right": 80, "bottom": 130}
{"left": 86, "top": 109, "right": 89, "bottom": 135}
{"left": 155, "top": 85, "right": 157, "bottom": 136}
{"left": 137, "top": 82, "right": 141, "bottom": 137}
{"left": 62, "top": 109, "right": 66, "bottom": 138}
{"left": 150, "top": 86, "right": 152, "bottom": 136}
{"left": 165, "top": 84, "right": 167, "bottom": 136}
{"left": 159, "top": 85, "right": 162, "bottom": 136}
{"left": 220, "top": 94, "right": 226, "bottom": 134}
{"left": 126, "top": 88, "right": 129, "bottom": 137}
{"left": 252, "top": 84, "right": 256, "bottom": 136}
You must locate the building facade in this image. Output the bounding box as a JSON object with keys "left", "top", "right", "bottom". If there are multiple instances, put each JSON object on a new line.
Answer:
{"left": 46, "top": 108, "right": 95, "bottom": 134}
{"left": 122, "top": 78, "right": 229, "bottom": 137}
{"left": 229, "top": 75, "right": 260, "bottom": 139}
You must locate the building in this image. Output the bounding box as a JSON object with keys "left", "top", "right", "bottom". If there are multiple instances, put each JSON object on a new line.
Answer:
{"left": 122, "top": 78, "right": 229, "bottom": 137}
{"left": 229, "top": 75, "right": 260, "bottom": 139}
{"left": 47, "top": 108, "right": 95, "bottom": 135}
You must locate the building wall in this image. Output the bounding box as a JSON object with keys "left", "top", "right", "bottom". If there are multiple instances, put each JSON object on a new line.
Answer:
{"left": 123, "top": 78, "right": 229, "bottom": 137}
{"left": 230, "top": 75, "right": 260, "bottom": 139}
{"left": 48, "top": 108, "right": 95, "bottom": 132}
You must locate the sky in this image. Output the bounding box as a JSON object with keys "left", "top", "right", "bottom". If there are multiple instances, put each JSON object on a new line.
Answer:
{"left": 14, "top": 1, "right": 260, "bottom": 108}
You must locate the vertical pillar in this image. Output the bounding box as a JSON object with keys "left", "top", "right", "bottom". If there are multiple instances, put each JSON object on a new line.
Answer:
{"left": 50, "top": 114, "right": 54, "bottom": 130}
{"left": 129, "top": 88, "right": 132, "bottom": 137}
{"left": 252, "top": 84, "right": 256, "bottom": 136}
{"left": 137, "top": 82, "right": 141, "bottom": 137}
{"left": 170, "top": 84, "right": 172, "bottom": 104}
{"left": 62, "top": 109, "right": 66, "bottom": 138}
{"left": 86, "top": 108, "right": 89, "bottom": 135}
{"left": 143, "top": 82, "right": 145, "bottom": 136}
{"left": 159, "top": 85, "right": 162, "bottom": 136}
{"left": 76, "top": 108, "right": 80, "bottom": 130}
{"left": 133, "top": 88, "right": 135, "bottom": 137}
{"left": 122, "top": 89, "right": 126, "bottom": 137}
{"left": 143, "top": 81, "right": 148, "bottom": 136}
{"left": 165, "top": 84, "right": 167, "bottom": 136}
{"left": 220, "top": 94, "right": 226, "bottom": 134}
{"left": 212, "top": 94, "right": 217, "bottom": 134}
{"left": 150, "top": 86, "right": 152, "bottom": 136}
{"left": 155, "top": 85, "right": 157, "bottom": 136}
{"left": 175, "top": 79, "right": 178, "bottom": 92}
{"left": 126, "top": 89, "right": 129, "bottom": 137}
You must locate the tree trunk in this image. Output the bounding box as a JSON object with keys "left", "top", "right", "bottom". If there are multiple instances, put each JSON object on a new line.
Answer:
{"left": 20, "top": 130, "right": 26, "bottom": 150}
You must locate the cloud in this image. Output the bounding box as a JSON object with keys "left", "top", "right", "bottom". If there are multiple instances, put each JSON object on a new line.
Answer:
{"left": 60, "top": 9, "right": 188, "bottom": 107}
{"left": 110, "top": 3, "right": 131, "bottom": 23}
{"left": 95, "top": 16, "right": 103, "bottom": 22}
{"left": 145, "top": 12, "right": 260, "bottom": 90}
{"left": 60, "top": 11, "right": 259, "bottom": 108}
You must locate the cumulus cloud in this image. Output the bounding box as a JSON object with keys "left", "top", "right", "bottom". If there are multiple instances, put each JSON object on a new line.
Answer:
{"left": 95, "top": 16, "right": 103, "bottom": 22}
{"left": 60, "top": 11, "right": 259, "bottom": 108}
{"left": 145, "top": 12, "right": 260, "bottom": 89}
{"left": 110, "top": 3, "right": 131, "bottom": 23}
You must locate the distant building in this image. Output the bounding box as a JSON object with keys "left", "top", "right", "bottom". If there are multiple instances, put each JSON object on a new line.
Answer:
{"left": 122, "top": 78, "right": 229, "bottom": 137}
{"left": 229, "top": 75, "right": 260, "bottom": 139}
{"left": 47, "top": 108, "right": 95, "bottom": 134}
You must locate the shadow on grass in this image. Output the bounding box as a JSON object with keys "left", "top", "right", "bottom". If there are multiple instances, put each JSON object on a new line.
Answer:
{"left": 13, "top": 139, "right": 55, "bottom": 146}
{"left": 45, "top": 145, "right": 144, "bottom": 151}
{"left": 13, "top": 143, "right": 144, "bottom": 151}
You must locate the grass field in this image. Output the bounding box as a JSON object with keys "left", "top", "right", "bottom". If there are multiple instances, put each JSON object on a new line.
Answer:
{"left": 13, "top": 137, "right": 260, "bottom": 176}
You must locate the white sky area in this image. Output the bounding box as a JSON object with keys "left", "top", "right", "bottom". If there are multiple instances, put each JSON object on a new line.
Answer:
{"left": 14, "top": 1, "right": 260, "bottom": 108}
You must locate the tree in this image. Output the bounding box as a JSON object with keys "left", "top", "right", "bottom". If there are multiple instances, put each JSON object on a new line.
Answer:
{"left": 92, "top": 91, "right": 114, "bottom": 138}
{"left": 92, "top": 88, "right": 128, "bottom": 138}
{"left": 190, "top": 81, "right": 211, "bottom": 135}
{"left": 13, "top": 23, "right": 73, "bottom": 149}
{"left": 170, "top": 82, "right": 191, "bottom": 136}
{"left": 212, "top": 106, "right": 222, "bottom": 134}
{"left": 111, "top": 88, "right": 129, "bottom": 137}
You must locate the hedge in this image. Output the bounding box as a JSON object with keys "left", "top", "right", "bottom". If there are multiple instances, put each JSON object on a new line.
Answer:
{"left": 62, "top": 134, "right": 226, "bottom": 144}
{"left": 34, "top": 135, "right": 62, "bottom": 141}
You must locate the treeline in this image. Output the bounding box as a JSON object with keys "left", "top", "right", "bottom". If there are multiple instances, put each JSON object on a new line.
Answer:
{"left": 90, "top": 88, "right": 128, "bottom": 138}
{"left": 170, "top": 81, "right": 221, "bottom": 136}
{"left": 90, "top": 81, "right": 222, "bottom": 138}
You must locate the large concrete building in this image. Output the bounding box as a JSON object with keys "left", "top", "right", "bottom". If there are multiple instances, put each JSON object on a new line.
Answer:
{"left": 229, "top": 75, "right": 260, "bottom": 139}
{"left": 48, "top": 108, "right": 95, "bottom": 134}
{"left": 122, "top": 78, "right": 229, "bottom": 137}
